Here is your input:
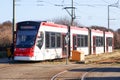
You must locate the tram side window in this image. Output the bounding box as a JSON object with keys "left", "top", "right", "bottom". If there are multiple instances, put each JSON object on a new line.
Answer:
{"left": 45, "top": 32, "right": 50, "bottom": 48}
{"left": 77, "top": 35, "right": 88, "bottom": 47}
{"left": 96, "top": 36, "right": 103, "bottom": 47}
{"left": 51, "top": 33, "right": 55, "bottom": 47}
{"left": 85, "top": 35, "right": 88, "bottom": 46}
{"left": 56, "top": 33, "right": 61, "bottom": 47}
{"left": 45, "top": 32, "right": 61, "bottom": 48}
{"left": 77, "top": 36, "right": 80, "bottom": 47}
{"left": 37, "top": 32, "right": 44, "bottom": 49}
{"left": 107, "top": 37, "right": 112, "bottom": 46}
{"left": 80, "top": 36, "right": 84, "bottom": 46}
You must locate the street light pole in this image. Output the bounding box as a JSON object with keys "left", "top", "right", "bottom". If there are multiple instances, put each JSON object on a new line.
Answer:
{"left": 108, "top": 0, "right": 119, "bottom": 30}
{"left": 12, "top": 0, "right": 15, "bottom": 57}
{"left": 108, "top": 5, "right": 110, "bottom": 30}
{"left": 13, "top": 0, "right": 15, "bottom": 44}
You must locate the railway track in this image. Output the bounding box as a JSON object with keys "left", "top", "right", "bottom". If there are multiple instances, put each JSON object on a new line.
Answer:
{"left": 51, "top": 66, "right": 120, "bottom": 80}
{"left": 50, "top": 67, "right": 96, "bottom": 80}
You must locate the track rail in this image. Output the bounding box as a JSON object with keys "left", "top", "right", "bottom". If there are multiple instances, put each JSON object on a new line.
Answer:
{"left": 51, "top": 67, "right": 99, "bottom": 80}
{"left": 51, "top": 70, "right": 67, "bottom": 80}
{"left": 81, "top": 68, "right": 98, "bottom": 80}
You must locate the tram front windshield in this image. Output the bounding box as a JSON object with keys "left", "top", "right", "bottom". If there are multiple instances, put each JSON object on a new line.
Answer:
{"left": 16, "top": 30, "right": 37, "bottom": 48}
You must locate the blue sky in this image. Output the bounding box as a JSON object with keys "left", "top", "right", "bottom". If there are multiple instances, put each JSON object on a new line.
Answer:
{"left": 0, "top": 0, "right": 120, "bottom": 30}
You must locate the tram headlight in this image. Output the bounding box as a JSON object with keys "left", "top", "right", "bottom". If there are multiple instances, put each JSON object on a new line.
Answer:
{"left": 14, "top": 48, "right": 16, "bottom": 51}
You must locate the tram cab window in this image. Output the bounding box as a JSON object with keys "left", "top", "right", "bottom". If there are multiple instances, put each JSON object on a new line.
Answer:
{"left": 37, "top": 32, "right": 44, "bottom": 49}
{"left": 16, "top": 31, "right": 37, "bottom": 48}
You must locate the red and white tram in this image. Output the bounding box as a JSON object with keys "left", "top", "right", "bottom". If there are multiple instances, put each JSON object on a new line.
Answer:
{"left": 14, "top": 21, "right": 114, "bottom": 61}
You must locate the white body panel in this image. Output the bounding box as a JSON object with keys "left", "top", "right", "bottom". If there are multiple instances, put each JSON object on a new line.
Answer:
{"left": 105, "top": 31, "right": 114, "bottom": 53}
{"left": 14, "top": 56, "right": 37, "bottom": 61}
{"left": 77, "top": 47, "right": 89, "bottom": 55}
{"left": 71, "top": 27, "right": 89, "bottom": 55}
{"left": 91, "top": 29, "right": 104, "bottom": 54}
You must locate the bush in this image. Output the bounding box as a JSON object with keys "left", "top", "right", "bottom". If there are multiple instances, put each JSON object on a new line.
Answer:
{"left": 0, "top": 51, "right": 7, "bottom": 58}
{"left": 114, "top": 30, "right": 120, "bottom": 49}
{"left": 0, "top": 21, "right": 12, "bottom": 51}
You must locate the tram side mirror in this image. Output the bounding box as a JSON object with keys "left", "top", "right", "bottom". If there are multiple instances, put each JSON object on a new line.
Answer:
{"left": 65, "top": 32, "right": 69, "bottom": 44}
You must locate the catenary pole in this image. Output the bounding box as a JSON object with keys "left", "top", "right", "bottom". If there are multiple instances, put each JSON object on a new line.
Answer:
{"left": 12, "top": 0, "right": 15, "bottom": 55}
{"left": 108, "top": 5, "right": 110, "bottom": 30}
{"left": 68, "top": 0, "right": 74, "bottom": 58}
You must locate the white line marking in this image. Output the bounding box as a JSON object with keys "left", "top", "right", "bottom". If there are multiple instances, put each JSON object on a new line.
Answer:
{"left": 81, "top": 68, "right": 97, "bottom": 80}
{"left": 51, "top": 70, "right": 67, "bottom": 80}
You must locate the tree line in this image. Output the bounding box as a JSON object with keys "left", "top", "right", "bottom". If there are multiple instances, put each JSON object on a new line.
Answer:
{"left": 0, "top": 21, "right": 12, "bottom": 51}
{"left": 0, "top": 20, "right": 120, "bottom": 51}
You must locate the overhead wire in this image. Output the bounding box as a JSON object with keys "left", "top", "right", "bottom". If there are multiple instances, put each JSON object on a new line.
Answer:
{"left": 16, "top": 0, "right": 120, "bottom": 17}
{"left": 101, "top": 0, "right": 110, "bottom": 4}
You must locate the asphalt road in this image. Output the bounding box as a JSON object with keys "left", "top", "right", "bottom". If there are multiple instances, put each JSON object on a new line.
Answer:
{"left": 83, "top": 67, "right": 120, "bottom": 80}
{"left": 51, "top": 66, "right": 120, "bottom": 80}
{"left": 0, "top": 58, "right": 120, "bottom": 80}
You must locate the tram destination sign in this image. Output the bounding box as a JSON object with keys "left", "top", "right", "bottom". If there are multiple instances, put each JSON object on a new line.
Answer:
{"left": 19, "top": 26, "right": 37, "bottom": 30}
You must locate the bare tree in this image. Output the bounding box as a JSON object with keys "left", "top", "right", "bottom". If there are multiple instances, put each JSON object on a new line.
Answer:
{"left": 90, "top": 25, "right": 114, "bottom": 32}
{"left": 114, "top": 28, "right": 120, "bottom": 49}
{"left": 51, "top": 16, "right": 82, "bottom": 27}
{"left": 0, "top": 21, "right": 12, "bottom": 50}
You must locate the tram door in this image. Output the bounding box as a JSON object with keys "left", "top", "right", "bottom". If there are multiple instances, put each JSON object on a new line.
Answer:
{"left": 106, "top": 37, "right": 108, "bottom": 52}
{"left": 73, "top": 35, "right": 77, "bottom": 50}
{"left": 62, "top": 34, "right": 67, "bottom": 57}
{"left": 93, "top": 36, "right": 96, "bottom": 54}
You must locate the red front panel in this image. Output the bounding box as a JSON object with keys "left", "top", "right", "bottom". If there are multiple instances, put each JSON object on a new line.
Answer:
{"left": 14, "top": 48, "right": 34, "bottom": 57}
